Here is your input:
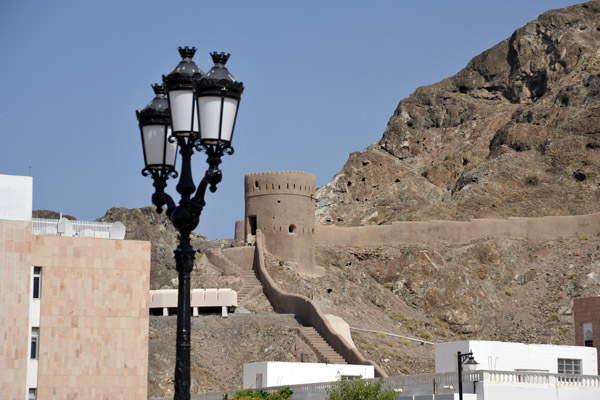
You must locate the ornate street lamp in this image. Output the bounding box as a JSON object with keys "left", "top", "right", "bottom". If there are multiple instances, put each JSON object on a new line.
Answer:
{"left": 137, "top": 46, "right": 244, "bottom": 400}
{"left": 137, "top": 84, "right": 178, "bottom": 199}
{"left": 457, "top": 351, "right": 479, "bottom": 400}
{"left": 162, "top": 46, "right": 203, "bottom": 138}
{"left": 195, "top": 52, "right": 243, "bottom": 145}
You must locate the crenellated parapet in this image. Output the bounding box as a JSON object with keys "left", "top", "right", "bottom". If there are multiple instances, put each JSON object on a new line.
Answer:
{"left": 245, "top": 171, "right": 315, "bottom": 198}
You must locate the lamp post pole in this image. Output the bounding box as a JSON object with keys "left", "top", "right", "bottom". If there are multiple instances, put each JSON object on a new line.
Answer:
{"left": 137, "top": 47, "right": 244, "bottom": 400}
{"left": 457, "top": 351, "right": 478, "bottom": 400}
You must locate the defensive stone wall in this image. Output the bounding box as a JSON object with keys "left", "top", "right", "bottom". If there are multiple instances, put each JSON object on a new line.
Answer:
{"left": 252, "top": 230, "right": 386, "bottom": 377}
{"left": 234, "top": 220, "right": 244, "bottom": 242}
{"left": 245, "top": 171, "right": 316, "bottom": 274}
{"left": 314, "top": 213, "right": 600, "bottom": 247}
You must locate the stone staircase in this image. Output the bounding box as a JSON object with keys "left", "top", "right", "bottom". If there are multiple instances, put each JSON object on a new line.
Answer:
{"left": 235, "top": 261, "right": 263, "bottom": 302}
{"left": 204, "top": 248, "right": 265, "bottom": 304}
{"left": 298, "top": 326, "right": 347, "bottom": 364}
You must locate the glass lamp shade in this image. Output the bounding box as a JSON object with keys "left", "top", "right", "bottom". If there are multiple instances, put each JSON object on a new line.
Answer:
{"left": 194, "top": 52, "right": 244, "bottom": 145}
{"left": 163, "top": 46, "right": 203, "bottom": 137}
{"left": 197, "top": 96, "right": 239, "bottom": 144}
{"left": 141, "top": 125, "right": 177, "bottom": 170}
{"left": 464, "top": 356, "right": 479, "bottom": 371}
{"left": 167, "top": 89, "right": 198, "bottom": 137}
{"left": 136, "top": 84, "right": 177, "bottom": 171}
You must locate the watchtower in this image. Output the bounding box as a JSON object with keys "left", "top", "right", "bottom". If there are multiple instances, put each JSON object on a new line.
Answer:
{"left": 244, "top": 171, "right": 316, "bottom": 274}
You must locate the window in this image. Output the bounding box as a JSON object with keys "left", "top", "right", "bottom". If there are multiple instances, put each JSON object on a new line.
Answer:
{"left": 28, "top": 389, "right": 37, "bottom": 400}
{"left": 584, "top": 323, "right": 593, "bottom": 347}
{"left": 558, "top": 358, "right": 581, "bottom": 374}
{"left": 30, "top": 328, "right": 39, "bottom": 360}
{"left": 32, "top": 267, "right": 42, "bottom": 299}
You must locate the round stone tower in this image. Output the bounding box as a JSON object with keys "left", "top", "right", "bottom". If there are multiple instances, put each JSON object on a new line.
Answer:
{"left": 245, "top": 171, "right": 316, "bottom": 274}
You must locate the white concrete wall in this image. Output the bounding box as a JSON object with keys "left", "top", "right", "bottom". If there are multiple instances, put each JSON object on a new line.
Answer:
{"left": 478, "top": 381, "right": 600, "bottom": 400}
{"left": 243, "top": 362, "right": 374, "bottom": 389}
{"left": 0, "top": 174, "right": 32, "bottom": 221}
{"left": 435, "top": 341, "right": 598, "bottom": 375}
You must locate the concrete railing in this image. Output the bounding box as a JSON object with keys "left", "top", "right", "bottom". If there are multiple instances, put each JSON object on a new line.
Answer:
{"left": 252, "top": 230, "right": 386, "bottom": 377}
{"left": 556, "top": 373, "right": 600, "bottom": 387}
{"left": 314, "top": 212, "right": 600, "bottom": 247}
{"left": 149, "top": 288, "right": 237, "bottom": 317}
{"left": 481, "top": 370, "right": 600, "bottom": 387}
{"left": 32, "top": 218, "right": 126, "bottom": 240}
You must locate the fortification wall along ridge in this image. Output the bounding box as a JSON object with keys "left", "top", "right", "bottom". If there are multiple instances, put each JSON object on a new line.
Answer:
{"left": 314, "top": 213, "right": 600, "bottom": 247}
{"left": 252, "top": 230, "right": 386, "bottom": 377}
{"left": 245, "top": 171, "right": 316, "bottom": 274}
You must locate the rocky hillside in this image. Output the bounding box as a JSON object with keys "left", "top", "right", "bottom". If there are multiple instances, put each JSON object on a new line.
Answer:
{"left": 316, "top": 1, "right": 600, "bottom": 226}
{"left": 266, "top": 237, "right": 600, "bottom": 377}
{"left": 32, "top": 3, "right": 600, "bottom": 397}
{"left": 96, "top": 207, "right": 235, "bottom": 290}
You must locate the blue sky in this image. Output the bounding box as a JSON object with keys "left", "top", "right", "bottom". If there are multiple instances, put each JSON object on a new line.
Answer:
{"left": 0, "top": 0, "right": 584, "bottom": 239}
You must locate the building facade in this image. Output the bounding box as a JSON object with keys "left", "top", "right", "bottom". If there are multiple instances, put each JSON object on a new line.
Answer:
{"left": 435, "top": 340, "right": 597, "bottom": 375}
{"left": 574, "top": 296, "right": 600, "bottom": 373}
{"left": 0, "top": 174, "right": 151, "bottom": 399}
{"left": 243, "top": 362, "right": 374, "bottom": 389}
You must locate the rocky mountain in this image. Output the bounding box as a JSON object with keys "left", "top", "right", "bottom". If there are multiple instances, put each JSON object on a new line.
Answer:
{"left": 96, "top": 207, "right": 234, "bottom": 290}
{"left": 316, "top": 1, "right": 600, "bottom": 226}
{"left": 267, "top": 237, "right": 600, "bottom": 378}
{"left": 32, "top": 3, "right": 600, "bottom": 396}
{"left": 32, "top": 210, "right": 76, "bottom": 220}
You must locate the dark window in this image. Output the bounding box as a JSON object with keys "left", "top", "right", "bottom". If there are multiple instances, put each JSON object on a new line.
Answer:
{"left": 28, "top": 389, "right": 37, "bottom": 400}
{"left": 33, "top": 267, "right": 41, "bottom": 299}
{"left": 32, "top": 278, "right": 40, "bottom": 298}
{"left": 289, "top": 224, "right": 296, "bottom": 233}
{"left": 558, "top": 358, "right": 581, "bottom": 374}
{"left": 30, "top": 328, "right": 39, "bottom": 360}
{"left": 585, "top": 340, "right": 594, "bottom": 347}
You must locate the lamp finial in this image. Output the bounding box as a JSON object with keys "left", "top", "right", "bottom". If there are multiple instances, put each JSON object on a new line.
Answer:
{"left": 178, "top": 46, "right": 197, "bottom": 60}
{"left": 210, "top": 52, "right": 230, "bottom": 66}
{"left": 151, "top": 83, "right": 165, "bottom": 96}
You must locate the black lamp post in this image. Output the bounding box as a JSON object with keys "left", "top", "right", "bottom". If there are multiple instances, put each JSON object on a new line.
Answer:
{"left": 457, "top": 351, "right": 479, "bottom": 400}
{"left": 137, "top": 46, "right": 244, "bottom": 400}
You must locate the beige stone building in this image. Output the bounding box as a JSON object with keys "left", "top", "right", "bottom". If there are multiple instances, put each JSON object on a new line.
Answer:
{"left": 0, "top": 174, "right": 150, "bottom": 399}
{"left": 242, "top": 171, "right": 316, "bottom": 275}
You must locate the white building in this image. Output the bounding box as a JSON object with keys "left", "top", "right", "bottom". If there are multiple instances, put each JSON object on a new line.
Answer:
{"left": 436, "top": 340, "right": 598, "bottom": 375}
{"left": 243, "top": 362, "right": 374, "bottom": 389}
{"left": 229, "top": 341, "right": 600, "bottom": 400}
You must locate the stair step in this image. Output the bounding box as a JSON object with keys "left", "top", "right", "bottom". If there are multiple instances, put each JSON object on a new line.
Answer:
{"left": 298, "top": 327, "right": 346, "bottom": 365}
